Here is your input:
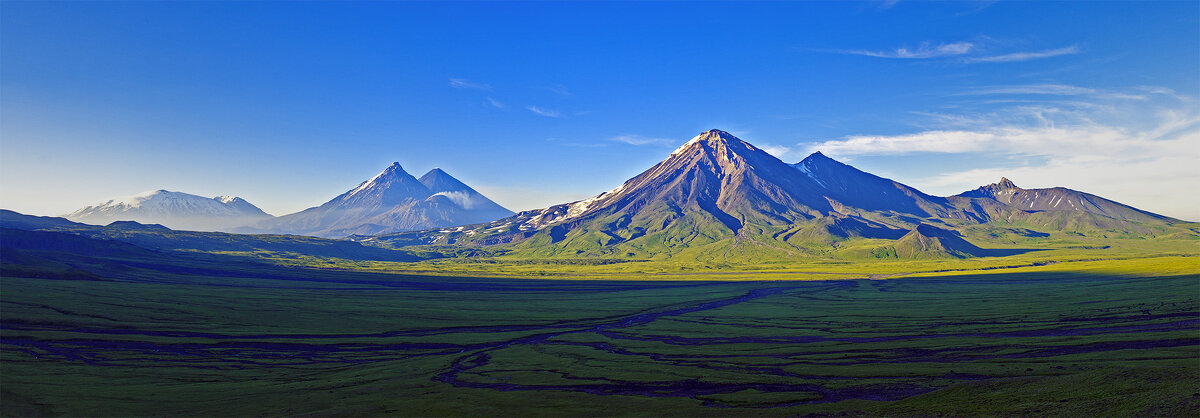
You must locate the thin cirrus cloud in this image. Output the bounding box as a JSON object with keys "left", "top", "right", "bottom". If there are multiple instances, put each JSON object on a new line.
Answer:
{"left": 807, "top": 96, "right": 1198, "bottom": 158}
{"left": 843, "top": 41, "right": 974, "bottom": 59}
{"left": 485, "top": 97, "right": 506, "bottom": 109}
{"left": 801, "top": 89, "right": 1200, "bottom": 220}
{"left": 448, "top": 78, "right": 491, "bottom": 90}
{"left": 839, "top": 42, "right": 1079, "bottom": 64}
{"left": 608, "top": 135, "right": 675, "bottom": 146}
{"left": 526, "top": 106, "right": 562, "bottom": 118}
{"left": 959, "top": 83, "right": 1099, "bottom": 97}
{"left": 960, "top": 83, "right": 1163, "bottom": 102}
{"left": 963, "top": 45, "right": 1080, "bottom": 63}
{"left": 757, "top": 144, "right": 792, "bottom": 157}
{"left": 447, "top": 79, "right": 569, "bottom": 116}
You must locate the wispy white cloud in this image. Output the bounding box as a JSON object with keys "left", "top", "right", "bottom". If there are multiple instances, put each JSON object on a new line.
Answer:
{"left": 963, "top": 83, "right": 1097, "bottom": 96}
{"left": 485, "top": 97, "right": 506, "bottom": 109}
{"left": 960, "top": 83, "right": 1161, "bottom": 103}
{"left": 448, "top": 78, "right": 491, "bottom": 90}
{"left": 804, "top": 91, "right": 1200, "bottom": 220}
{"left": 758, "top": 144, "right": 792, "bottom": 157}
{"left": 844, "top": 41, "right": 974, "bottom": 59}
{"left": 810, "top": 111, "right": 1198, "bottom": 158}
{"left": 608, "top": 135, "right": 674, "bottom": 146}
{"left": 836, "top": 42, "right": 1079, "bottom": 64}
{"left": 1136, "top": 86, "right": 1178, "bottom": 97}
{"left": 963, "top": 45, "right": 1080, "bottom": 63}
{"left": 526, "top": 106, "right": 562, "bottom": 118}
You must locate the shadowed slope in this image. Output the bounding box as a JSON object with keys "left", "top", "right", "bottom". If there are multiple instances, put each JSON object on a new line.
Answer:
{"left": 791, "top": 152, "right": 960, "bottom": 219}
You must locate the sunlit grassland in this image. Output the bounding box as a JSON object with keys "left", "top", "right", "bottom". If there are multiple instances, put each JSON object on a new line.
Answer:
{"left": 2, "top": 240, "right": 1197, "bottom": 416}
{"left": 1, "top": 224, "right": 1197, "bottom": 415}
{"left": 235, "top": 233, "right": 1200, "bottom": 281}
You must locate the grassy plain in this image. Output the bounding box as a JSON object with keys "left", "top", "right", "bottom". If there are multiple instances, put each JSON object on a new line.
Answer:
{"left": 1, "top": 231, "right": 1197, "bottom": 416}
{"left": 264, "top": 231, "right": 1200, "bottom": 282}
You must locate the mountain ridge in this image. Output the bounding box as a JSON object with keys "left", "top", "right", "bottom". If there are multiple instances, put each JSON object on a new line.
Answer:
{"left": 244, "top": 163, "right": 513, "bottom": 238}
{"left": 955, "top": 177, "right": 1172, "bottom": 224}
{"left": 66, "top": 189, "right": 272, "bottom": 232}
{"left": 362, "top": 129, "right": 1194, "bottom": 260}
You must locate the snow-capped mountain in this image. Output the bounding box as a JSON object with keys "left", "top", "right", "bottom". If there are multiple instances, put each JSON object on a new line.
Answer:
{"left": 244, "top": 163, "right": 513, "bottom": 238}
{"left": 66, "top": 190, "right": 272, "bottom": 232}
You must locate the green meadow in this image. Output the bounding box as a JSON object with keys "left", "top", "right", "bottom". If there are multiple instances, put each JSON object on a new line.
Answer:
{"left": 2, "top": 232, "right": 1197, "bottom": 416}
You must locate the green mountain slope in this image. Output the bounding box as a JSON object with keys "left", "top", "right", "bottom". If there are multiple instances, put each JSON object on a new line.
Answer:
{"left": 362, "top": 130, "right": 1198, "bottom": 262}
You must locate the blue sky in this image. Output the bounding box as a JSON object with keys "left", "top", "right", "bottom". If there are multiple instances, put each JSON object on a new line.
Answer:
{"left": 3, "top": 1, "right": 1198, "bottom": 220}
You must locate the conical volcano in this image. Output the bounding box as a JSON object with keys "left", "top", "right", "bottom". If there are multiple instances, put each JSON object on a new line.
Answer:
{"left": 408, "top": 130, "right": 916, "bottom": 258}
{"left": 326, "top": 162, "right": 433, "bottom": 209}
{"left": 518, "top": 129, "right": 833, "bottom": 233}
{"left": 418, "top": 168, "right": 514, "bottom": 225}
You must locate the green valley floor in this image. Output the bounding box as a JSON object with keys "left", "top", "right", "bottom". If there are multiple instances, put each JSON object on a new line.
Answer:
{"left": 1, "top": 248, "right": 1197, "bottom": 416}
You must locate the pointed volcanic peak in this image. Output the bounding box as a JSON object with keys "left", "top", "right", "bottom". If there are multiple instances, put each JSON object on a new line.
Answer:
{"left": 791, "top": 152, "right": 955, "bottom": 218}
{"left": 524, "top": 129, "right": 834, "bottom": 231}
{"left": 323, "top": 162, "right": 433, "bottom": 210}
{"left": 250, "top": 162, "right": 514, "bottom": 238}
{"left": 419, "top": 168, "right": 514, "bottom": 223}
{"left": 420, "top": 129, "right": 857, "bottom": 257}
{"left": 65, "top": 190, "right": 271, "bottom": 232}
{"left": 956, "top": 178, "right": 1175, "bottom": 223}
{"left": 419, "top": 168, "right": 473, "bottom": 194}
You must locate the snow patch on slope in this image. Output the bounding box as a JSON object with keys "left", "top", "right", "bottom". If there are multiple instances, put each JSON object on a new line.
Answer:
{"left": 348, "top": 169, "right": 389, "bottom": 197}
{"left": 670, "top": 133, "right": 706, "bottom": 156}
{"left": 794, "top": 160, "right": 829, "bottom": 189}
{"left": 564, "top": 182, "right": 627, "bottom": 221}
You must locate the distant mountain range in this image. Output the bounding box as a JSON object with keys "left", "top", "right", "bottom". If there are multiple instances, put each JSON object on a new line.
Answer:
{"left": 363, "top": 129, "right": 1195, "bottom": 260}
{"left": 955, "top": 177, "right": 1171, "bottom": 223}
{"left": 240, "top": 164, "right": 513, "bottom": 238}
{"left": 2, "top": 209, "right": 423, "bottom": 263}
{"left": 44, "top": 129, "right": 1199, "bottom": 259}
{"left": 62, "top": 165, "right": 513, "bottom": 238}
{"left": 66, "top": 190, "right": 272, "bottom": 232}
